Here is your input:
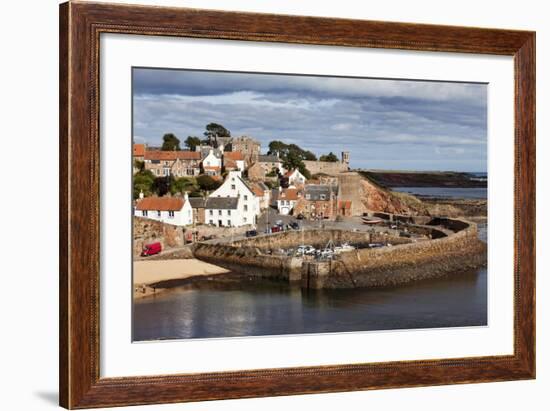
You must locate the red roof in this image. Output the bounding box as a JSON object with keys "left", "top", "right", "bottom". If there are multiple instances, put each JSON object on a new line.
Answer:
{"left": 338, "top": 200, "right": 352, "bottom": 209}
{"left": 224, "top": 151, "right": 244, "bottom": 161}
{"left": 136, "top": 197, "right": 184, "bottom": 211}
{"left": 250, "top": 183, "right": 265, "bottom": 197}
{"left": 280, "top": 188, "right": 299, "bottom": 201}
{"left": 224, "top": 158, "right": 238, "bottom": 169}
{"left": 144, "top": 151, "right": 201, "bottom": 161}
{"left": 133, "top": 144, "right": 146, "bottom": 157}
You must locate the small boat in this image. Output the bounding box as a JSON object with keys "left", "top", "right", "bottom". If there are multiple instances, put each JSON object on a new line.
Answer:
{"left": 362, "top": 217, "right": 384, "bottom": 225}
{"left": 333, "top": 242, "right": 356, "bottom": 254}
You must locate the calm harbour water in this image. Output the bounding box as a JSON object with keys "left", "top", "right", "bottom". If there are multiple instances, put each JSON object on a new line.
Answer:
{"left": 133, "top": 188, "right": 487, "bottom": 342}
{"left": 392, "top": 186, "right": 487, "bottom": 199}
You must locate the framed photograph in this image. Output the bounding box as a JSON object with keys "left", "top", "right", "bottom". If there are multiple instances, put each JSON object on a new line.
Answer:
{"left": 59, "top": 1, "right": 535, "bottom": 408}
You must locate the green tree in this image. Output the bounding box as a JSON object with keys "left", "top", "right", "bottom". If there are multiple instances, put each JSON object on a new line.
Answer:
{"left": 152, "top": 176, "right": 173, "bottom": 196}
{"left": 264, "top": 179, "right": 280, "bottom": 189}
{"left": 268, "top": 140, "right": 317, "bottom": 161}
{"left": 133, "top": 159, "right": 145, "bottom": 173}
{"left": 268, "top": 140, "right": 287, "bottom": 156}
{"left": 161, "top": 133, "right": 181, "bottom": 151}
{"left": 303, "top": 151, "right": 317, "bottom": 161}
{"left": 196, "top": 175, "right": 222, "bottom": 191}
{"left": 204, "top": 123, "right": 231, "bottom": 142}
{"left": 133, "top": 169, "right": 155, "bottom": 199}
{"left": 170, "top": 177, "right": 197, "bottom": 195}
{"left": 319, "top": 152, "right": 339, "bottom": 162}
{"left": 184, "top": 136, "right": 201, "bottom": 150}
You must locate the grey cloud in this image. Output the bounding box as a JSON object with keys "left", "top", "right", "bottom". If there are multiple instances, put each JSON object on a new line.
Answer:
{"left": 133, "top": 68, "right": 487, "bottom": 171}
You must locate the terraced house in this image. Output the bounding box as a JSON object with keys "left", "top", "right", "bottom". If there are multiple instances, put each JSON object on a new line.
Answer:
{"left": 293, "top": 184, "right": 339, "bottom": 220}
{"left": 143, "top": 150, "right": 201, "bottom": 177}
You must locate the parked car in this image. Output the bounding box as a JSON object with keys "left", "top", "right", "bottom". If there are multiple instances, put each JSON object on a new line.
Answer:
{"left": 141, "top": 242, "right": 162, "bottom": 256}
{"left": 290, "top": 221, "right": 300, "bottom": 230}
{"left": 296, "top": 214, "right": 305, "bottom": 220}
{"left": 245, "top": 229, "right": 258, "bottom": 237}
{"left": 271, "top": 225, "right": 282, "bottom": 233}
{"left": 297, "top": 245, "right": 316, "bottom": 255}
{"left": 275, "top": 220, "right": 284, "bottom": 226}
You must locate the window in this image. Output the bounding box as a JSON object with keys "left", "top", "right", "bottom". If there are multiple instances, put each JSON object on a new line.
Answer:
{"left": 209, "top": 220, "right": 214, "bottom": 225}
{"left": 231, "top": 177, "right": 235, "bottom": 182}
{"left": 142, "top": 210, "right": 148, "bottom": 216}
{"left": 218, "top": 210, "right": 222, "bottom": 216}
{"left": 231, "top": 184, "right": 236, "bottom": 190}
{"left": 244, "top": 195, "right": 248, "bottom": 201}
{"left": 227, "top": 220, "right": 231, "bottom": 226}
{"left": 320, "top": 194, "right": 326, "bottom": 200}
{"left": 209, "top": 210, "right": 213, "bottom": 216}
{"left": 168, "top": 211, "right": 175, "bottom": 218}
{"left": 228, "top": 210, "right": 231, "bottom": 216}
{"left": 244, "top": 217, "right": 247, "bottom": 223}
{"left": 157, "top": 210, "right": 161, "bottom": 217}
{"left": 244, "top": 205, "right": 248, "bottom": 211}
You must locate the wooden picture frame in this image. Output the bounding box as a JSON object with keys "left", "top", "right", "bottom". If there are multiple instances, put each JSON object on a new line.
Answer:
{"left": 59, "top": 1, "right": 535, "bottom": 408}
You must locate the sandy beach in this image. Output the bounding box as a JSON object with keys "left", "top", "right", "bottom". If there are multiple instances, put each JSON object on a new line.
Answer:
{"left": 134, "top": 258, "right": 229, "bottom": 286}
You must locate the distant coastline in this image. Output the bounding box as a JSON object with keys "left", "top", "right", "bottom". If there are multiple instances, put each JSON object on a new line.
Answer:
{"left": 359, "top": 170, "right": 487, "bottom": 188}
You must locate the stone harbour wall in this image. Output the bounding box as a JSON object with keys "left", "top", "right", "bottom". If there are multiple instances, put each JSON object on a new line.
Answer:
{"left": 192, "top": 218, "right": 486, "bottom": 289}
{"left": 193, "top": 243, "right": 303, "bottom": 282}
{"left": 133, "top": 217, "right": 185, "bottom": 257}
{"left": 232, "top": 229, "right": 413, "bottom": 250}
{"left": 303, "top": 220, "right": 485, "bottom": 289}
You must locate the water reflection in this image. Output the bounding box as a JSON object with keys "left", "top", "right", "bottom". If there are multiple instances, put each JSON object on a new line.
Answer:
{"left": 133, "top": 220, "right": 488, "bottom": 341}
{"left": 133, "top": 266, "right": 487, "bottom": 341}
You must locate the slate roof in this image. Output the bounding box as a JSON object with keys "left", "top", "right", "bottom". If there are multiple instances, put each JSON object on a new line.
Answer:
{"left": 205, "top": 197, "right": 239, "bottom": 210}
{"left": 199, "top": 146, "right": 223, "bottom": 159}
{"left": 189, "top": 198, "right": 206, "bottom": 209}
{"left": 304, "top": 184, "right": 338, "bottom": 201}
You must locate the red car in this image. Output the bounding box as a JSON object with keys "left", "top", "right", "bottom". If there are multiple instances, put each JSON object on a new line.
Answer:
{"left": 271, "top": 226, "right": 282, "bottom": 233}
{"left": 141, "top": 242, "right": 162, "bottom": 256}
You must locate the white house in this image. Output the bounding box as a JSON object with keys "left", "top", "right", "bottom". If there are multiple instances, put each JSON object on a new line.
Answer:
{"left": 201, "top": 148, "right": 222, "bottom": 176}
{"left": 204, "top": 197, "right": 240, "bottom": 227}
{"left": 135, "top": 193, "right": 193, "bottom": 226}
{"left": 209, "top": 170, "right": 260, "bottom": 226}
{"left": 276, "top": 187, "right": 300, "bottom": 215}
{"left": 284, "top": 169, "right": 307, "bottom": 186}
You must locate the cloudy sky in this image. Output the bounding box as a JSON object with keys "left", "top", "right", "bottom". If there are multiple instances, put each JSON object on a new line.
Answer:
{"left": 133, "top": 68, "right": 487, "bottom": 172}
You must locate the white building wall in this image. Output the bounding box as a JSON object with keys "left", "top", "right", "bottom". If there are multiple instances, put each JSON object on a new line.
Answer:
{"left": 205, "top": 208, "right": 238, "bottom": 227}
{"left": 203, "top": 150, "right": 222, "bottom": 168}
{"left": 134, "top": 197, "right": 193, "bottom": 226}
{"left": 277, "top": 199, "right": 297, "bottom": 215}
{"left": 210, "top": 171, "right": 260, "bottom": 226}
